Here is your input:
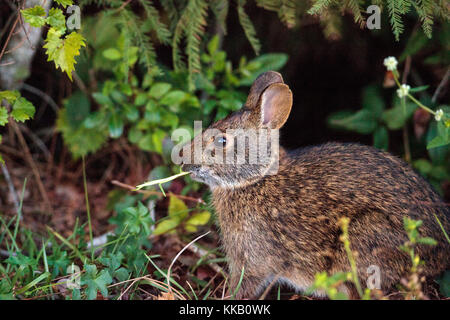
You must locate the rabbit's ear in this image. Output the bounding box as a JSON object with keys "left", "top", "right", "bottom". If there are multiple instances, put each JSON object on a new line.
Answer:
{"left": 245, "top": 71, "right": 284, "bottom": 109}
{"left": 259, "top": 83, "right": 293, "bottom": 129}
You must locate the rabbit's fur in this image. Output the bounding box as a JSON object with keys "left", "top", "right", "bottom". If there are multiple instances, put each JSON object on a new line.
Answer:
{"left": 181, "top": 71, "right": 450, "bottom": 299}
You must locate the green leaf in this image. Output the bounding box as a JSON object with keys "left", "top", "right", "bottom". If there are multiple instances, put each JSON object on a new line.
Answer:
{"left": 168, "top": 195, "right": 188, "bottom": 222}
{"left": 413, "top": 159, "right": 433, "bottom": 175}
{"left": 427, "top": 134, "right": 450, "bottom": 149}
{"left": 11, "top": 97, "right": 35, "bottom": 122}
{"left": 46, "top": 8, "right": 66, "bottom": 32}
{"left": 0, "top": 90, "right": 20, "bottom": 104}
{"left": 409, "top": 85, "right": 429, "bottom": 93}
{"left": 0, "top": 107, "right": 8, "bottom": 126}
{"left": 153, "top": 218, "right": 179, "bottom": 236}
{"left": 64, "top": 91, "right": 90, "bottom": 128}
{"left": 54, "top": 0, "right": 73, "bottom": 8}
{"left": 128, "top": 126, "right": 143, "bottom": 144}
{"left": 21, "top": 5, "right": 46, "bottom": 27}
{"left": 185, "top": 211, "right": 211, "bottom": 232}
{"left": 427, "top": 121, "right": 450, "bottom": 149}
{"left": 103, "top": 48, "right": 122, "bottom": 61}
{"left": 81, "top": 264, "right": 113, "bottom": 300}
{"left": 382, "top": 100, "right": 417, "bottom": 130}
{"left": 114, "top": 268, "right": 130, "bottom": 282}
{"left": 43, "top": 29, "right": 86, "bottom": 80}
{"left": 152, "top": 129, "right": 166, "bottom": 154}
{"left": 149, "top": 83, "right": 172, "bottom": 99}
{"left": 240, "top": 54, "right": 289, "bottom": 86}
{"left": 362, "top": 86, "right": 384, "bottom": 114}
{"left": 417, "top": 237, "right": 437, "bottom": 246}
{"left": 138, "top": 134, "right": 154, "bottom": 151}
{"left": 92, "top": 92, "right": 112, "bottom": 106}
{"left": 373, "top": 126, "right": 389, "bottom": 150}
{"left": 159, "top": 90, "right": 187, "bottom": 107}
{"left": 327, "top": 109, "right": 378, "bottom": 134}
{"left": 108, "top": 112, "right": 124, "bottom": 138}
{"left": 134, "top": 93, "right": 148, "bottom": 106}
{"left": 207, "top": 35, "right": 220, "bottom": 55}
{"left": 437, "top": 271, "right": 450, "bottom": 297}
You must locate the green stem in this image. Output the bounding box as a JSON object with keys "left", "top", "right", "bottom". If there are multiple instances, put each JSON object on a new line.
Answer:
{"left": 392, "top": 70, "right": 435, "bottom": 115}
{"left": 407, "top": 94, "right": 435, "bottom": 115}
{"left": 82, "top": 156, "right": 94, "bottom": 261}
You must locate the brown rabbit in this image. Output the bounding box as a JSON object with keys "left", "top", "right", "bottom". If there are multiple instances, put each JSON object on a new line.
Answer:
{"left": 181, "top": 71, "right": 450, "bottom": 299}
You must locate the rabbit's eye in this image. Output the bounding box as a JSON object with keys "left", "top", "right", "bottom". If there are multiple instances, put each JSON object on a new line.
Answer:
{"left": 214, "top": 136, "right": 227, "bottom": 147}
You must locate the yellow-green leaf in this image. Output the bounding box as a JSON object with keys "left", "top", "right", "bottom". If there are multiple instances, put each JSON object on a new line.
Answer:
{"left": 46, "top": 8, "right": 66, "bottom": 32}
{"left": 0, "top": 90, "right": 20, "bottom": 104}
{"left": 21, "top": 5, "right": 46, "bottom": 27}
{"left": 0, "top": 107, "right": 8, "bottom": 126}
{"left": 153, "top": 218, "right": 179, "bottom": 235}
{"left": 186, "top": 211, "right": 211, "bottom": 226}
{"left": 43, "top": 28, "right": 86, "bottom": 80}
{"left": 54, "top": 0, "right": 73, "bottom": 8}
{"left": 11, "top": 97, "right": 35, "bottom": 122}
{"left": 168, "top": 196, "right": 188, "bottom": 222}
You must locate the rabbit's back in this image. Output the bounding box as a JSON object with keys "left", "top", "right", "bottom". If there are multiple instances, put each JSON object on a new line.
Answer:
{"left": 213, "top": 142, "right": 449, "bottom": 293}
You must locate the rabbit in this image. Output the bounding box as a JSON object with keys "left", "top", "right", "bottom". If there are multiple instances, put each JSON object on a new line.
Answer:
{"left": 180, "top": 71, "right": 450, "bottom": 299}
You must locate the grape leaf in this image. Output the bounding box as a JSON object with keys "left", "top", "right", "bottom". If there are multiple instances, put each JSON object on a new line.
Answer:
{"left": 46, "top": 8, "right": 66, "bottom": 32}
{"left": 21, "top": 5, "right": 46, "bottom": 27}
{"left": 54, "top": 0, "right": 73, "bottom": 8}
{"left": 0, "top": 107, "right": 8, "bottom": 126}
{"left": 43, "top": 28, "right": 86, "bottom": 80}
{"left": 0, "top": 90, "right": 20, "bottom": 104}
{"left": 11, "top": 97, "right": 35, "bottom": 122}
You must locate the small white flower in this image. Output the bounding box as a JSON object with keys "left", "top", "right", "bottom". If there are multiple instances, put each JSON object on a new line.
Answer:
{"left": 435, "top": 109, "right": 444, "bottom": 122}
{"left": 383, "top": 56, "right": 398, "bottom": 71}
{"left": 396, "top": 84, "right": 410, "bottom": 98}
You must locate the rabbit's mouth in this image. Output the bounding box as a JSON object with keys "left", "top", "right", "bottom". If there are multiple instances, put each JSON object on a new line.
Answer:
{"left": 182, "top": 164, "right": 205, "bottom": 180}
{"left": 182, "top": 163, "right": 217, "bottom": 185}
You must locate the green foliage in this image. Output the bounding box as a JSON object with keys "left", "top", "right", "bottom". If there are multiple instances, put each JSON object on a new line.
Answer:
{"left": 327, "top": 85, "right": 419, "bottom": 150}
{"left": 22, "top": 2, "right": 85, "bottom": 80}
{"left": 80, "top": 264, "right": 113, "bottom": 300}
{"left": 308, "top": 0, "right": 448, "bottom": 40}
{"left": 57, "top": 31, "right": 287, "bottom": 159}
{"left": 0, "top": 91, "right": 36, "bottom": 163}
{"left": 153, "top": 195, "right": 211, "bottom": 235}
{"left": 21, "top": 5, "right": 47, "bottom": 27}
{"left": 327, "top": 55, "right": 449, "bottom": 195}
{"left": 237, "top": 0, "right": 261, "bottom": 56}
{"left": 43, "top": 29, "right": 86, "bottom": 80}
{"left": 307, "top": 271, "right": 352, "bottom": 300}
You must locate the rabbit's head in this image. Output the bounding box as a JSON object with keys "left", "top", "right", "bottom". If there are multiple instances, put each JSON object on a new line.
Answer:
{"left": 180, "top": 71, "right": 293, "bottom": 188}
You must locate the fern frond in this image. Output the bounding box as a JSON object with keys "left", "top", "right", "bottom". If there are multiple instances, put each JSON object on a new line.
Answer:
{"left": 172, "top": 0, "right": 209, "bottom": 88}
{"left": 387, "top": 0, "right": 404, "bottom": 41}
{"left": 138, "top": 0, "right": 171, "bottom": 44}
{"left": 413, "top": 0, "right": 434, "bottom": 38}
{"left": 211, "top": 0, "right": 230, "bottom": 35}
{"left": 279, "top": 0, "right": 297, "bottom": 28}
{"left": 308, "top": 0, "right": 335, "bottom": 15}
{"left": 255, "top": 0, "right": 281, "bottom": 12}
{"left": 120, "top": 9, "right": 156, "bottom": 74}
{"left": 345, "top": 0, "right": 365, "bottom": 27}
{"left": 186, "top": 0, "right": 209, "bottom": 88}
{"left": 172, "top": 15, "right": 186, "bottom": 72}
{"left": 237, "top": 0, "right": 261, "bottom": 55}
{"left": 160, "top": 0, "right": 182, "bottom": 31}
{"left": 320, "top": 8, "right": 343, "bottom": 40}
